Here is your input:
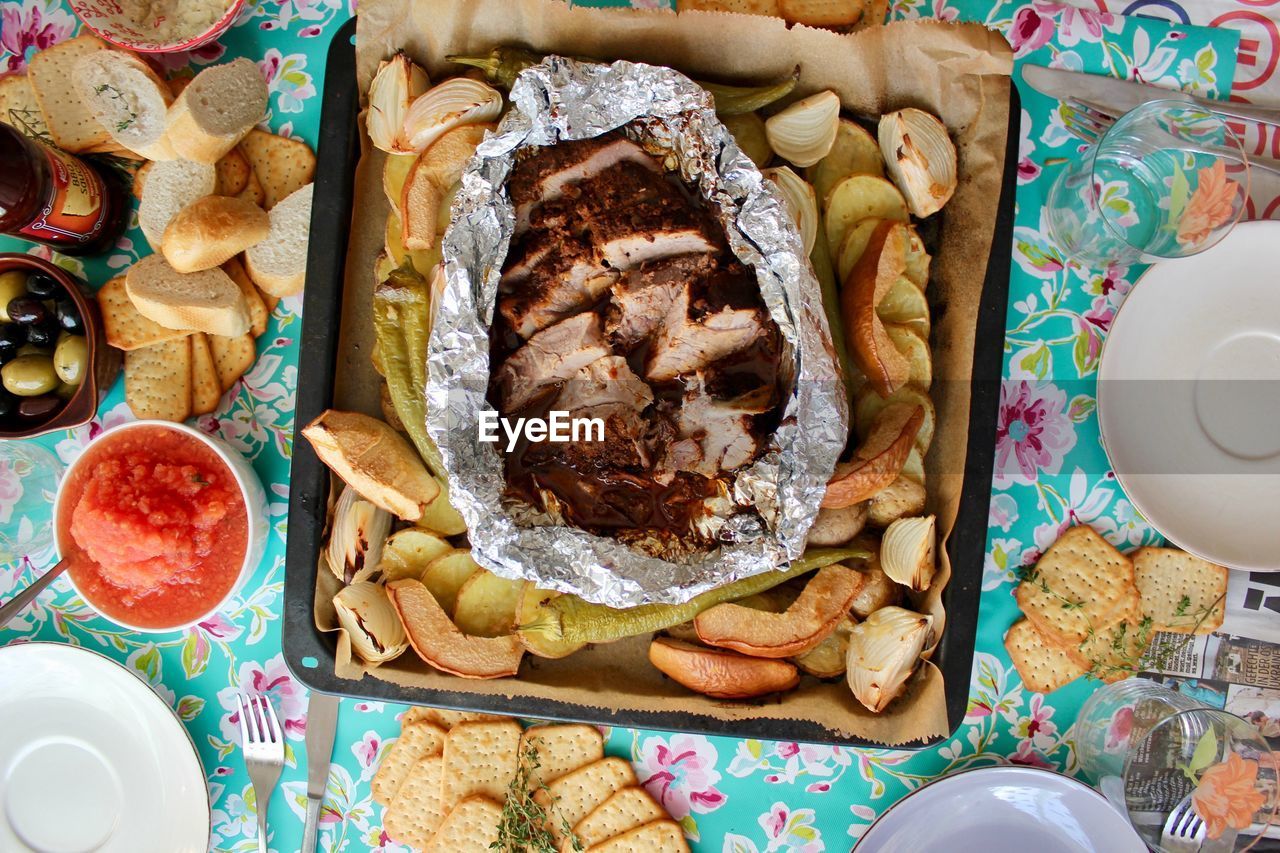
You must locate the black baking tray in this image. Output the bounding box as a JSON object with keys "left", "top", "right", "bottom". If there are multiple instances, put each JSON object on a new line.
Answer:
{"left": 283, "top": 17, "right": 1018, "bottom": 746}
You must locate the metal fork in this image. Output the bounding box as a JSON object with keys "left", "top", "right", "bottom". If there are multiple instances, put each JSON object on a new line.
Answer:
{"left": 238, "top": 692, "right": 285, "bottom": 853}
{"left": 1059, "top": 97, "right": 1280, "bottom": 176}
{"left": 1160, "top": 794, "right": 1208, "bottom": 852}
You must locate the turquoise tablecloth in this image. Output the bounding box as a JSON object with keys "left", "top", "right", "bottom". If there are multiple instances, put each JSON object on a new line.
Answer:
{"left": 0, "top": 0, "right": 1244, "bottom": 849}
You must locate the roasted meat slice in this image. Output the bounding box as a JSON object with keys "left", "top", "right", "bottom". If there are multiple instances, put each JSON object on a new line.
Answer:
{"left": 656, "top": 382, "right": 775, "bottom": 480}
{"left": 498, "top": 243, "right": 620, "bottom": 340}
{"left": 508, "top": 133, "right": 658, "bottom": 234}
{"left": 495, "top": 312, "right": 610, "bottom": 412}
{"left": 540, "top": 356, "right": 656, "bottom": 471}
{"left": 644, "top": 270, "right": 768, "bottom": 382}
{"left": 605, "top": 254, "right": 717, "bottom": 348}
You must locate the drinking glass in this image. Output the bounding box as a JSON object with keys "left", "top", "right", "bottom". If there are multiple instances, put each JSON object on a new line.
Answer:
{"left": 1123, "top": 708, "right": 1279, "bottom": 851}
{"left": 0, "top": 442, "right": 62, "bottom": 566}
{"left": 1075, "top": 678, "right": 1206, "bottom": 782}
{"left": 1046, "top": 100, "right": 1249, "bottom": 266}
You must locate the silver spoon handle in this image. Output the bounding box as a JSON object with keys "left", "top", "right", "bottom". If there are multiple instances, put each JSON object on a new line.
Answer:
{"left": 0, "top": 559, "right": 67, "bottom": 630}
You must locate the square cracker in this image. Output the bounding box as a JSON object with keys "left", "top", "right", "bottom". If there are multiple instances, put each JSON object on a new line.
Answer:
{"left": 26, "top": 34, "right": 117, "bottom": 153}
{"left": 189, "top": 333, "right": 222, "bottom": 416}
{"left": 209, "top": 333, "right": 256, "bottom": 391}
{"left": 424, "top": 796, "right": 502, "bottom": 853}
{"left": 779, "top": 0, "right": 862, "bottom": 26}
{"left": 521, "top": 724, "right": 604, "bottom": 787}
{"left": 1074, "top": 597, "right": 1152, "bottom": 684}
{"left": 587, "top": 819, "right": 689, "bottom": 853}
{"left": 1015, "top": 525, "right": 1135, "bottom": 645}
{"left": 1004, "top": 618, "right": 1088, "bottom": 694}
{"left": 216, "top": 147, "right": 252, "bottom": 197}
{"left": 221, "top": 257, "right": 268, "bottom": 337}
{"left": 382, "top": 755, "right": 446, "bottom": 849}
{"left": 124, "top": 337, "right": 191, "bottom": 422}
{"left": 0, "top": 74, "right": 49, "bottom": 138}
{"left": 533, "top": 757, "right": 637, "bottom": 845}
{"left": 372, "top": 721, "right": 447, "bottom": 806}
{"left": 239, "top": 129, "right": 316, "bottom": 209}
{"left": 98, "top": 276, "right": 189, "bottom": 351}
{"left": 442, "top": 719, "right": 522, "bottom": 811}
{"left": 566, "top": 787, "right": 665, "bottom": 852}
{"left": 1134, "top": 547, "right": 1228, "bottom": 634}
{"left": 402, "top": 707, "right": 499, "bottom": 731}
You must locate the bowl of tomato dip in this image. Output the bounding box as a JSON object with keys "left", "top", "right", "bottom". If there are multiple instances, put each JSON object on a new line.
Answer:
{"left": 54, "top": 421, "right": 268, "bottom": 632}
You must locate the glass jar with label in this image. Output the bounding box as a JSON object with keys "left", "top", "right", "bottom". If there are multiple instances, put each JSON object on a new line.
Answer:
{"left": 0, "top": 125, "right": 129, "bottom": 256}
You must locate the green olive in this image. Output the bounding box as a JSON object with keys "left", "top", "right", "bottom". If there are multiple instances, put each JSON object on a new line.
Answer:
{"left": 2, "top": 355, "right": 59, "bottom": 396}
{"left": 0, "top": 271, "right": 28, "bottom": 322}
{"left": 55, "top": 381, "right": 79, "bottom": 400}
{"left": 53, "top": 334, "right": 88, "bottom": 385}
{"left": 16, "top": 344, "right": 50, "bottom": 358}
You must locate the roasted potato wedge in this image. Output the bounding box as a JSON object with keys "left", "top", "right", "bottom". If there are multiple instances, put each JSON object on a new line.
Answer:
{"left": 904, "top": 228, "right": 931, "bottom": 288}
{"left": 401, "top": 124, "right": 491, "bottom": 250}
{"left": 868, "top": 475, "right": 928, "bottom": 526}
{"left": 842, "top": 220, "right": 912, "bottom": 397}
{"left": 302, "top": 410, "right": 440, "bottom": 522}
{"left": 823, "top": 174, "right": 907, "bottom": 250}
{"left": 836, "top": 216, "right": 882, "bottom": 283}
{"left": 415, "top": 483, "right": 467, "bottom": 537}
{"left": 849, "top": 561, "right": 903, "bottom": 619}
{"left": 693, "top": 565, "right": 865, "bottom": 657}
{"left": 902, "top": 446, "right": 926, "bottom": 485}
{"left": 649, "top": 637, "right": 800, "bottom": 699}
{"left": 794, "top": 616, "right": 855, "bottom": 678}
{"left": 855, "top": 384, "right": 936, "bottom": 454}
{"left": 823, "top": 403, "right": 923, "bottom": 508}
{"left": 884, "top": 324, "right": 931, "bottom": 389}
{"left": 379, "top": 527, "right": 453, "bottom": 582}
{"left": 454, "top": 570, "right": 528, "bottom": 637}
{"left": 806, "top": 502, "right": 869, "bottom": 546}
{"left": 808, "top": 119, "right": 884, "bottom": 206}
{"left": 387, "top": 578, "right": 524, "bottom": 678}
{"left": 383, "top": 152, "right": 416, "bottom": 207}
{"left": 421, "top": 549, "right": 481, "bottom": 614}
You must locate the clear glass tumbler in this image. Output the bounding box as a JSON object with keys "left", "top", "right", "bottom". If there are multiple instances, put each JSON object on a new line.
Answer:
{"left": 1124, "top": 708, "right": 1279, "bottom": 851}
{"left": 1046, "top": 99, "right": 1249, "bottom": 266}
{"left": 1075, "top": 678, "right": 1206, "bottom": 783}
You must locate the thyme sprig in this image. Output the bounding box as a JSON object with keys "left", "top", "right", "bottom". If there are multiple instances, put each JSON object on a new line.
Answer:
{"left": 93, "top": 83, "right": 138, "bottom": 132}
{"left": 493, "top": 744, "right": 584, "bottom": 853}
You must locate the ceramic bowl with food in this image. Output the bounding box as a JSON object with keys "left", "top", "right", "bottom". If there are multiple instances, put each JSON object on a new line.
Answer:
{"left": 69, "top": 0, "right": 246, "bottom": 54}
{"left": 54, "top": 420, "right": 269, "bottom": 633}
{"left": 0, "top": 254, "right": 120, "bottom": 440}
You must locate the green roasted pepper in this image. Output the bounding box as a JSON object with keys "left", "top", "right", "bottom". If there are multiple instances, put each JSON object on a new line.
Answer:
{"left": 810, "top": 220, "right": 858, "bottom": 410}
{"left": 517, "top": 546, "right": 871, "bottom": 645}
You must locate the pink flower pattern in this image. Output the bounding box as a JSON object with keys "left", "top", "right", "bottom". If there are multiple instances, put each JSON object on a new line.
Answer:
{"left": 635, "top": 733, "right": 727, "bottom": 820}
{"left": 0, "top": 1, "right": 74, "bottom": 73}
{"left": 994, "top": 382, "right": 1078, "bottom": 487}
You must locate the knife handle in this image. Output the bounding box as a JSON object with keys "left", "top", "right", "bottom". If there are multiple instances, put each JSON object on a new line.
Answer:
{"left": 303, "top": 796, "right": 322, "bottom": 852}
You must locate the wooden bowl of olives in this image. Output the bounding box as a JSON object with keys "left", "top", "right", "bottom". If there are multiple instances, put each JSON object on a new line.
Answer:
{"left": 0, "top": 254, "right": 120, "bottom": 439}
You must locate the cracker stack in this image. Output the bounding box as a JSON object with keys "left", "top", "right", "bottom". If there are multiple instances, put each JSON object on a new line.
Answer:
{"left": 1005, "top": 526, "right": 1229, "bottom": 693}
{"left": 374, "top": 710, "right": 690, "bottom": 852}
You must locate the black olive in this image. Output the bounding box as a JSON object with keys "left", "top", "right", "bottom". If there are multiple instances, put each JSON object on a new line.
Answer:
{"left": 24, "top": 273, "right": 60, "bottom": 300}
{"left": 0, "top": 390, "right": 15, "bottom": 420}
{"left": 54, "top": 298, "right": 83, "bottom": 333}
{"left": 0, "top": 325, "right": 20, "bottom": 355}
{"left": 17, "top": 393, "right": 62, "bottom": 420}
{"left": 24, "top": 323, "right": 55, "bottom": 348}
{"left": 7, "top": 297, "right": 48, "bottom": 326}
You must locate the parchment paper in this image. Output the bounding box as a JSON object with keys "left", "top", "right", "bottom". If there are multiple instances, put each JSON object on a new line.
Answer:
{"left": 317, "top": 0, "right": 1012, "bottom": 744}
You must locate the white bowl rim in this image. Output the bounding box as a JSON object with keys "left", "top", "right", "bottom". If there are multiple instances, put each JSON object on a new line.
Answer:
{"left": 53, "top": 418, "right": 266, "bottom": 634}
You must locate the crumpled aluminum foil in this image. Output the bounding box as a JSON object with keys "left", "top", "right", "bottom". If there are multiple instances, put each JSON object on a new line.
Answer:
{"left": 427, "top": 56, "right": 847, "bottom": 607}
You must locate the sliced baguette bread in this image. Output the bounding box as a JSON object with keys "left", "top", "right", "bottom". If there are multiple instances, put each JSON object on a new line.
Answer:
{"left": 166, "top": 58, "right": 268, "bottom": 164}
{"left": 162, "top": 196, "right": 270, "bottom": 273}
{"left": 126, "top": 254, "right": 251, "bottom": 337}
{"left": 137, "top": 159, "right": 216, "bottom": 248}
{"left": 245, "top": 182, "right": 312, "bottom": 297}
{"left": 73, "top": 50, "right": 176, "bottom": 160}
{"left": 26, "top": 34, "right": 122, "bottom": 153}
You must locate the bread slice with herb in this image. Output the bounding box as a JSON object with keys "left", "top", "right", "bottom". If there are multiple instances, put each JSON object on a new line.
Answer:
{"left": 73, "top": 50, "right": 176, "bottom": 160}
{"left": 137, "top": 158, "right": 216, "bottom": 248}
{"left": 245, "top": 182, "right": 312, "bottom": 297}
{"left": 125, "top": 254, "right": 251, "bottom": 337}
{"left": 162, "top": 195, "right": 270, "bottom": 273}
{"left": 166, "top": 58, "right": 268, "bottom": 164}
{"left": 26, "top": 34, "right": 123, "bottom": 154}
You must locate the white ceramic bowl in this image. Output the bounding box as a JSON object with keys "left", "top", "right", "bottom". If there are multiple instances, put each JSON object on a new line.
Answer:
{"left": 53, "top": 419, "right": 268, "bottom": 633}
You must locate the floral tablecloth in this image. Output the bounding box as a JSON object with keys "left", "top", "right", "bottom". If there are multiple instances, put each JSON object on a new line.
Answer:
{"left": 0, "top": 0, "right": 1252, "bottom": 850}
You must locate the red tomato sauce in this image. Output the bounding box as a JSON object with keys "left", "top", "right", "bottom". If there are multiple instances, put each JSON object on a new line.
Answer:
{"left": 58, "top": 425, "right": 248, "bottom": 629}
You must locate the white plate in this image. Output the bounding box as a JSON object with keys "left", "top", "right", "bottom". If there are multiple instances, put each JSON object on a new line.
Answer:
{"left": 1097, "top": 220, "right": 1280, "bottom": 571}
{"left": 0, "top": 642, "right": 210, "bottom": 852}
{"left": 855, "top": 766, "right": 1145, "bottom": 852}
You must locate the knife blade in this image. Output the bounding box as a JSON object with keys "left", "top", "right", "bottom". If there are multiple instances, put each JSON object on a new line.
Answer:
{"left": 1021, "top": 64, "right": 1280, "bottom": 129}
{"left": 302, "top": 691, "right": 339, "bottom": 852}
